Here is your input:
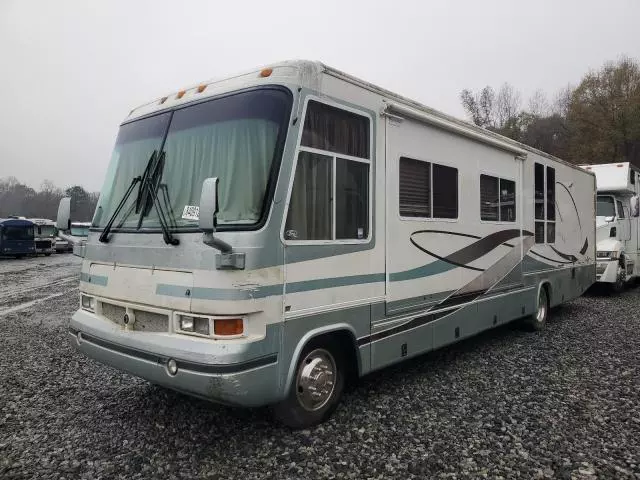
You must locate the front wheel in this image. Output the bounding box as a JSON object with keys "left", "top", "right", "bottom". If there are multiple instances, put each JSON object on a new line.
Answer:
{"left": 524, "top": 286, "right": 549, "bottom": 331}
{"left": 611, "top": 261, "right": 626, "bottom": 293}
{"left": 272, "top": 343, "right": 345, "bottom": 429}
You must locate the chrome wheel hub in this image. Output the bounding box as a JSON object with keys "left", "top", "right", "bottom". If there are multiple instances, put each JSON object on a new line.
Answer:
{"left": 536, "top": 290, "right": 547, "bottom": 323}
{"left": 296, "top": 349, "right": 336, "bottom": 411}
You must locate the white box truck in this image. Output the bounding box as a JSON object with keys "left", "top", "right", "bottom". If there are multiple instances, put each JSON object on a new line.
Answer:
{"left": 581, "top": 162, "right": 640, "bottom": 291}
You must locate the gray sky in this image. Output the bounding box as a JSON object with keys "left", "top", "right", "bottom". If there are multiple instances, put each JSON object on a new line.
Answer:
{"left": 1, "top": 0, "right": 639, "bottom": 192}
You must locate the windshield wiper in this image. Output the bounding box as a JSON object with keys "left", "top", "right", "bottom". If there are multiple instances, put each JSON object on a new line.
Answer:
{"left": 98, "top": 150, "right": 157, "bottom": 243}
{"left": 138, "top": 151, "right": 179, "bottom": 246}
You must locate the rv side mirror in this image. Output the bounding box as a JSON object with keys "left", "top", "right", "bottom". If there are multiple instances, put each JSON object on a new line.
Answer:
{"left": 56, "top": 197, "right": 71, "bottom": 232}
{"left": 631, "top": 196, "right": 640, "bottom": 217}
{"left": 199, "top": 177, "right": 219, "bottom": 233}
{"left": 198, "top": 177, "right": 233, "bottom": 254}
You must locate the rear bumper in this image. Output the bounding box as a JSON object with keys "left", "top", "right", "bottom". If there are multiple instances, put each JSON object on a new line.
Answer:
{"left": 69, "top": 309, "right": 282, "bottom": 407}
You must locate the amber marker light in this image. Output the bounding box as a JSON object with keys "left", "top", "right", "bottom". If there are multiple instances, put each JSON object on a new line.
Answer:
{"left": 214, "top": 318, "right": 244, "bottom": 336}
{"left": 260, "top": 68, "right": 273, "bottom": 78}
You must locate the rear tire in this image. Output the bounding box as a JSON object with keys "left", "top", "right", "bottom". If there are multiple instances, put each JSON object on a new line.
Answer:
{"left": 272, "top": 340, "right": 345, "bottom": 429}
{"left": 524, "top": 286, "right": 549, "bottom": 331}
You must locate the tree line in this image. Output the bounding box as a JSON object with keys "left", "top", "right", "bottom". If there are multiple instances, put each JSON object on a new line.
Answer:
{"left": 0, "top": 177, "right": 98, "bottom": 222}
{"left": 460, "top": 56, "right": 640, "bottom": 165}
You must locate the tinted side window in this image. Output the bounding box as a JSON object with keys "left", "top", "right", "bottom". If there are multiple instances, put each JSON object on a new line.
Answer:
{"left": 336, "top": 160, "right": 369, "bottom": 239}
{"left": 284, "top": 152, "right": 332, "bottom": 240}
{"left": 546, "top": 167, "right": 555, "bottom": 221}
{"left": 617, "top": 200, "right": 625, "bottom": 218}
{"left": 535, "top": 162, "right": 544, "bottom": 220}
{"left": 399, "top": 157, "right": 430, "bottom": 218}
{"left": 301, "top": 100, "right": 370, "bottom": 158}
{"left": 500, "top": 178, "right": 516, "bottom": 222}
{"left": 432, "top": 164, "right": 458, "bottom": 219}
{"left": 480, "top": 174, "right": 499, "bottom": 221}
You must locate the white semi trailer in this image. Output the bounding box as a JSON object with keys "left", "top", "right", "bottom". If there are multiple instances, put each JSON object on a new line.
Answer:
{"left": 581, "top": 162, "right": 640, "bottom": 291}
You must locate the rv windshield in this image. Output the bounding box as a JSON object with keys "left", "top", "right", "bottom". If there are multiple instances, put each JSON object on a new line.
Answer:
{"left": 92, "top": 88, "right": 291, "bottom": 231}
{"left": 2, "top": 226, "right": 34, "bottom": 241}
{"left": 596, "top": 195, "right": 616, "bottom": 217}
{"left": 38, "top": 225, "right": 57, "bottom": 238}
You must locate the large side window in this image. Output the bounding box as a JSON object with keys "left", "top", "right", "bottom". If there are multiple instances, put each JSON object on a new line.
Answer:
{"left": 534, "top": 162, "right": 555, "bottom": 244}
{"left": 285, "top": 100, "right": 370, "bottom": 241}
{"left": 399, "top": 158, "right": 457, "bottom": 219}
{"left": 480, "top": 174, "right": 516, "bottom": 222}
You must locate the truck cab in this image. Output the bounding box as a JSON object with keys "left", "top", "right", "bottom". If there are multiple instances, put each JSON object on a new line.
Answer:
{"left": 582, "top": 163, "right": 640, "bottom": 290}
{"left": 29, "top": 218, "right": 57, "bottom": 256}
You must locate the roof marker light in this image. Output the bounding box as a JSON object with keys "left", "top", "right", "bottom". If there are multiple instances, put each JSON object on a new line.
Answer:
{"left": 260, "top": 68, "right": 273, "bottom": 78}
{"left": 197, "top": 85, "right": 207, "bottom": 93}
{"left": 176, "top": 90, "right": 186, "bottom": 99}
{"left": 159, "top": 96, "right": 168, "bottom": 104}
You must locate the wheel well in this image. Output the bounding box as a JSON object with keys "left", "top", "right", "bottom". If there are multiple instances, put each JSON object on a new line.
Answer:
{"left": 303, "top": 330, "right": 360, "bottom": 384}
{"left": 540, "top": 281, "right": 551, "bottom": 305}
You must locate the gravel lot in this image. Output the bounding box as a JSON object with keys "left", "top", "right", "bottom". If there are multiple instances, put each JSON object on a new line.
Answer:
{"left": 1, "top": 255, "right": 639, "bottom": 479}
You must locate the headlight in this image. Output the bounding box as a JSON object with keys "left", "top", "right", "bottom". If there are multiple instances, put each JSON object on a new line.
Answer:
{"left": 178, "top": 315, "right": 210, "bottom": 335}
{"left": 179, "top": 316, "right": 195, "bottom": 332}
{"left": 81, "top": 294, "right": 95, "bottom": 312}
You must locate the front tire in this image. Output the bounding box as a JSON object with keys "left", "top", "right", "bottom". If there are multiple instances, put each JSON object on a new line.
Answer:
{"left": 611, "top": 260, "right": 626, "bottom": 293}
{"left": 272, "top": 341, "right": 345, "bottom": 429}
{"left": 524, "top": 286, "right": 549, "bottom": 331}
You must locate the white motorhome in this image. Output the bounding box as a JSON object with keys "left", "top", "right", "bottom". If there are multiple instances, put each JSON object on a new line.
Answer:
{"left": 59, "top": 61, "right": 596, "bottom": 428}
{"left": 580, "top": 162, "right": 640, "bottom": 290}
{"left": 29, "top": 218, "right": 56, "bottom": 256}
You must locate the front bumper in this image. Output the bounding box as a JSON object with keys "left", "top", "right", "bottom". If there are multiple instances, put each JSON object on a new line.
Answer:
{"left": 595, "top": 260, "right": 618, "bottom": 283}
{"left": 69, "top": 309, "right": 281, "bottom": 407}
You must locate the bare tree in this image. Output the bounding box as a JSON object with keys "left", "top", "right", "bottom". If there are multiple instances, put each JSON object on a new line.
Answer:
{"left": 495, "top": 83, "right": 522, "bottom": 128}
{"left": 461, "top": 86, "right": 496, "bottom": 128}
{"left": 552, "top": 84, "right": 573, "bottom": 117}
{"left": 528, "top": 89, "right": 550, "bottom": 118}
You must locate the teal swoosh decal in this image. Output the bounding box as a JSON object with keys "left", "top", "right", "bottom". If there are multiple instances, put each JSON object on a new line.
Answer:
{"left": 157, "top": 273, "right": 386, "bottom": 301}
{"left": 157, "top": 264, "right": 456, "bottom": 301}
{"left": 286, "top": 273, "right": 386, "bottom": 293}
{"left": 389, "top": 260, "right": 455, "bottom": 282}
{"left": 522, "top": 255, "right": 555, "bottom": 272}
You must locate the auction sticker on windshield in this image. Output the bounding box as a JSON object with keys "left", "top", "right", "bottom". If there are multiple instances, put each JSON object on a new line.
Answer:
{"left": 182, "top": 205, "right": 199, "bottom": 221}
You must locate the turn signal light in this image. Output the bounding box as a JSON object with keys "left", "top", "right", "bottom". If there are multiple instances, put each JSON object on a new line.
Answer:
{"left": 214, "top": 318, "right": 243, "bottom": 336}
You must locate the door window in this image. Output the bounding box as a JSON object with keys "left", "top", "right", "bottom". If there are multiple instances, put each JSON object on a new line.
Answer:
{"left": 285, "top": 100, "right": 371, "bottom": 241}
